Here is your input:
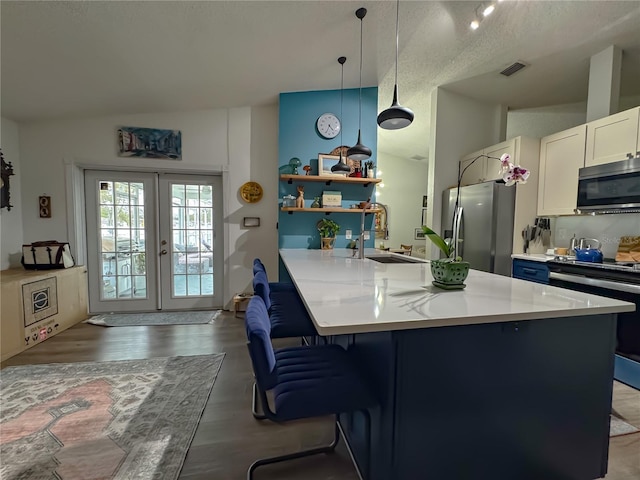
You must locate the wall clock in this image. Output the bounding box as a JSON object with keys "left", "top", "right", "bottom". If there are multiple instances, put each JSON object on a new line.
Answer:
{"left": 239, "top": 181, "right": 263, "bottom": 203}
{"left": 316, "top": 113, "right": 341, "bottom": 139}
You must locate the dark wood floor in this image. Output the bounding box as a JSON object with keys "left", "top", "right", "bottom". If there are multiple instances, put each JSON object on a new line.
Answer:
{"left": 2, "top": 311, "right": 639, "bottom": 480}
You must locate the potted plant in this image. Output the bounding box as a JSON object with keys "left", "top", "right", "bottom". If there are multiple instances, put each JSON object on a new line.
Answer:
{"left": 422, "top": 226, "right": 470, "bottom": 289}
{"left": 317, "top": 218, "right": 340, "bottom": 250}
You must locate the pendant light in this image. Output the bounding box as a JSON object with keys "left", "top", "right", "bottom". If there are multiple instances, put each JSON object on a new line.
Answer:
{"left": 347, "top": 7, "right": 372, "bottom": 161}
{"left": 331, "top": 56, "right": 352, "bottom": 173}
{"left": 377, "top": 0, "right": 414, "bottom": 130}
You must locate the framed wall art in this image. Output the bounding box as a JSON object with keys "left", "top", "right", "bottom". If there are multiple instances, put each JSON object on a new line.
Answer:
{"left": 318, "top": 154, "right": 346, "bottom": 177}
{"left": 117, "top": 126, "right": 182, "bottom": 160}
{"left": 414, "top": 228, "right": 426, "bottom": 240}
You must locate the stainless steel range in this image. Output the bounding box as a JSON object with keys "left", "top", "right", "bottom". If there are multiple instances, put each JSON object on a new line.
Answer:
{"left": 548, "top": 257, "right": 640, "bottom": 390}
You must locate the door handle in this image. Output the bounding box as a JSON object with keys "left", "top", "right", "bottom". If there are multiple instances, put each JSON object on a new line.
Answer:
{"left": 160, "top": 249, "right": 168, "bottom": 255}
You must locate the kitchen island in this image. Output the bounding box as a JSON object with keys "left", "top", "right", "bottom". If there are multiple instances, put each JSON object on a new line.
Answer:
{"left": 279, "top": 248, "right": 635, "bottom": 480}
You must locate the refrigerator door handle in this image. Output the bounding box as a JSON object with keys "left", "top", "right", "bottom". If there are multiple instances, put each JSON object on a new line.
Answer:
{"left": 453, "top": 206, "right": 463, "bottom": 258}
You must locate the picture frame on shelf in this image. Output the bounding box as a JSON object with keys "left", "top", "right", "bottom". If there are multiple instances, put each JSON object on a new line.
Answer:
{"left": 318, "top": 154, "right": 347, "bottom": 177}
{"left": 414, "top": 228, "right": 426, "bottom": 240}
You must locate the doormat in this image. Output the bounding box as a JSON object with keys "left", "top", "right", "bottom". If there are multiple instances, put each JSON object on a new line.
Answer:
{"left": 610, "top": 414, "right": 640, "bottom": 437}
{"left": 0, "top": 354, "right": 224, "bottom": 480}
{"left": 85, "top": 310, "right": 221, "bottom": 327}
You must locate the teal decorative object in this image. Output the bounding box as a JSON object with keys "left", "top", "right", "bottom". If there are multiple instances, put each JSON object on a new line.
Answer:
{"left": 278, "top": 157, "right": 303, "bottom": 175}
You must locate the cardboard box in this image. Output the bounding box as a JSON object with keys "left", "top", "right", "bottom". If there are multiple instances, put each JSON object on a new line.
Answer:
{"left": 322, "top": 190, "right": 342, "bottom": 207}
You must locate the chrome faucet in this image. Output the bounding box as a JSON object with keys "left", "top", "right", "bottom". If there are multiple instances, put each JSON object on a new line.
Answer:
{"left": 357, "top": 200, "right": 371, "bottom": 259}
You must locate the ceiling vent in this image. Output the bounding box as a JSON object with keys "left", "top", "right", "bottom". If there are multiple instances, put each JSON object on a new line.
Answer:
{"left": 500, "top": 61, "right": 528, "bottom": 77}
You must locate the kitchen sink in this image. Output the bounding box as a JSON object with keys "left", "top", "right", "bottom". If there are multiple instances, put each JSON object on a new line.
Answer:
{"left": 365, "top": 255, "right": 422, "bottom": 264}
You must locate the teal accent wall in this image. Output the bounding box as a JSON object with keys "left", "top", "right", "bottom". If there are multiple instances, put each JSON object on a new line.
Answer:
{"left": 278, "top": 87, "right": 378, "bottom": 251}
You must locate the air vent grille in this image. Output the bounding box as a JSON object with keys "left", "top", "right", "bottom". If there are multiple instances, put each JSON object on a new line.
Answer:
{"left": 500, "top": 61, "right": 527, "bottom": 77}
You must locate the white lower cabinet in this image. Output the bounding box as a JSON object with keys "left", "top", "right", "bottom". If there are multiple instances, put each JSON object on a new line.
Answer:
{"left": 537, "top": 125, "right": 586, "bottom": 216}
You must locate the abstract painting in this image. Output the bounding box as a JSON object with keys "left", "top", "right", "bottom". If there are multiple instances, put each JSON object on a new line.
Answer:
{"left": 117, "top": 126, "right": 182, "bottom": 160}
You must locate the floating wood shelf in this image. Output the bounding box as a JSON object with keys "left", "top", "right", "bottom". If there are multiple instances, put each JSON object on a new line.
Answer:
{"left": 281, "top": 207, "right": 381, "bottom": 215}
{"left": 280, "top": 174, "right": 381, "bottom": 187}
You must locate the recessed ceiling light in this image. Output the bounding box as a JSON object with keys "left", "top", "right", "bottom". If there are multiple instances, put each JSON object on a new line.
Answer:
{"left": 470, "top": 19, "right": 480, "bottom": 30}
{"left": 482, "top": 3, "right": 495, "bottom": 17}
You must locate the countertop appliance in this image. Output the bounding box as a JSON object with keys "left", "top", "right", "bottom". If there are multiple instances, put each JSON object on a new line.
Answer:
{"left": 576, "top": 157, "right": 640, "bottom": 214}
{"left": 442, "top": 182, "right": 515, "bottom": 277}
{"left": 548, "top": 257, "right": 640, "bottom": 390}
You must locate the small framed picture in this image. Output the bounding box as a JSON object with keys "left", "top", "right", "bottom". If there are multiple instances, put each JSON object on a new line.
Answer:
{"left": 414, "top": 228, "right": 426, "bottom": 240}
{"left": 318, "top": 154, "right": 347, "bottom": 177}
{"left": 422, "top": 195, "right": 428, "bottom": 208}
{"left": 421, "top": 208, "right": 428, "bottom": 226}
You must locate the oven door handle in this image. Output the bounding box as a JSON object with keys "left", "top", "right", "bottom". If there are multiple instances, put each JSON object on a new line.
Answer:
{"left": 549, "top": 272, "right": 640, "bottom": 295}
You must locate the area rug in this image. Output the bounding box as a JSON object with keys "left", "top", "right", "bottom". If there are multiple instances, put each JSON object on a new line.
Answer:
{"left": 0, "top": 354, "right": 224, "bottom": 480}
{"left": 85, "top": 310, "right": 221, "bottom": 327}
{"left": 610, "top": 414, "right": 640, "bottom": 437}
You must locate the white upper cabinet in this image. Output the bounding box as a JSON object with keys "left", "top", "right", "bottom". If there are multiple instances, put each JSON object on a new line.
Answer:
{"left": 459, "top": 139, "right": 517, "bottom": 186}
{"left": 585, "top": 106, "right": 640, "bottom": 167}
{"left": 459, "top": 148, "right": 485, "bottom": 186}
{"left": 537, "top": 125, "right": 586, "bottom": 216}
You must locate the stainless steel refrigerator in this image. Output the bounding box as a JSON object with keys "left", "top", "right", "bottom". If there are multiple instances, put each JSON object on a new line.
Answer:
{"left": 441, "top": 182, "right": 515, "bottom": 277}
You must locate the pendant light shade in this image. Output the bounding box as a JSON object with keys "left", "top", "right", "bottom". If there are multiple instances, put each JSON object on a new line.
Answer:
{"left": 377, "top": 0, "right": 414, "bottom": 130}
{"left": 331, "top": 56, "right": 352, "bottom": 173}
{"left": 347, "top": 7, "right": 371, "bottom": 162}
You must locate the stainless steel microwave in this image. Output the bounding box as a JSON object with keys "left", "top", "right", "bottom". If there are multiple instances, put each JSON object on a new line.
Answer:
{"left": 576, "top": 157, "right": 640, "bottom": 214}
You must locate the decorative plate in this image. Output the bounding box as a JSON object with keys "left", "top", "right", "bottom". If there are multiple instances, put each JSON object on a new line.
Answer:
{"left": 239, "top": 181, "right": 263, "bottom": 203}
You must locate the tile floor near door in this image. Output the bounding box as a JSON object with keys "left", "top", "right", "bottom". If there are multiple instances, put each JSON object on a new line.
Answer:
{"left": 2, "top": 311, "right": 639, "bottom": 480}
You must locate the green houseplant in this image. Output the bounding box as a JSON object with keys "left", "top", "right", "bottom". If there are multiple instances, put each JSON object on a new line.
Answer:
{"left": 422, "top": 226, "right": 470, "bottom": 288}
{"left": 317, "top": 218, "right": 340, "bottom": 250}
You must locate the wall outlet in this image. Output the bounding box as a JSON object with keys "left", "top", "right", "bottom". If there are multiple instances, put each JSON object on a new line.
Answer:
{"left": 345, "top": 229, "right": 352, "bottom": 239}
{"left": 364, "top": 231, "right": 370, "bottom": 240}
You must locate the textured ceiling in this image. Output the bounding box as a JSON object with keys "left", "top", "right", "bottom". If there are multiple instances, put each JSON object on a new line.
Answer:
{"left": 2, "top": 1, "right": 640, "bottom": 162}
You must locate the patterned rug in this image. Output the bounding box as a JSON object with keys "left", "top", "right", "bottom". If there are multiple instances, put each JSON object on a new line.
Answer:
{"left": 85, "top": 310, "right": 221, "bottom": 327}
{"left": 0, "top": 354, "right": 224, "bottom": 480}
{"left": 610, "top": 414, "right": 640, "bottom": 437}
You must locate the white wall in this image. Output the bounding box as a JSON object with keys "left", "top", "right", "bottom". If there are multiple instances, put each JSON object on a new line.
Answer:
{"left": 506, "top": 102, "right": 587, "bottom": 140}
{"left": 428, "top": 88, "right": 503, "bottom": 258}
{"left": 376, "top": 152, "right": 428, "bottom": 251}
{"left": 18, "top": 107, "right": 278, "bottom": 308}
{"left": 0, "top": 118, "right": 24, "bottom": 269}
{"left": 506, "top": 94, "right": 640, "bottom": 140}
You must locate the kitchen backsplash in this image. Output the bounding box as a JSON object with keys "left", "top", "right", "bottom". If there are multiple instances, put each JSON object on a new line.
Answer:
{"left": 553, "top": 214, "right": 640, "bottom": 258}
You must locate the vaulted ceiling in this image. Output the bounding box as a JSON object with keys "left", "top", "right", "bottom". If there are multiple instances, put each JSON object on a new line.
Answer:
{"left": 2, "top": 1, "right": 640, "bottom": 161}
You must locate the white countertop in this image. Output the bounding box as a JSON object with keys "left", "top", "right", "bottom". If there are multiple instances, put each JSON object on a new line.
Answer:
{"left": 511, "top": 253, "right": 554, "bottom": 262}
{"left": 280, "top": 248, "right": 635, "bottom": 335}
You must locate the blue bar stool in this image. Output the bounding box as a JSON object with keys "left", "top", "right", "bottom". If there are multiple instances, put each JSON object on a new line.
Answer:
{"left": 244, "top": 296, "right": 376, "bottom": 480}
{"left": 253, "top": 258, "right": 296, "bottom": 293}
{"left": 251, "top": 270, "right": 319, "bottom": 420}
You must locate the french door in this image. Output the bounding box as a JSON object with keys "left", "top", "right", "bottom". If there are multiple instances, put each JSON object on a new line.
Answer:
{"left": 84, "top": 171, "right": 223, "bottom": 313}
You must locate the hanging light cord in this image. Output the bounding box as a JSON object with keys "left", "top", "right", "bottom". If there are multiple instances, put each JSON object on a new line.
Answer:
{"left": 358, "top": 12, "right": 363, "bottom": 129}
{"left": 340, "top": 60, "right": 344, "bottom": 152}
{"left": 394, "top": 0, "right": 399, "bottom": 86}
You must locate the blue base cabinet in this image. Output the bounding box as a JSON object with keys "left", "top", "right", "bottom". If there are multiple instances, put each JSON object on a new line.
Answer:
{"left": 512, "top": 259, "right": 550, "bottom": 284}
{"left": 338, "top": 314, "right": 616, "bottom": 479}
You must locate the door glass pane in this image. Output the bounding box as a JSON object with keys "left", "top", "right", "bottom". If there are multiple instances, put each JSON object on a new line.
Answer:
{"left": 98, "top": 180, "right": 147, "bottom": 301}
{"left": 170, "top": 182, "right": 214, "bottom": 297}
